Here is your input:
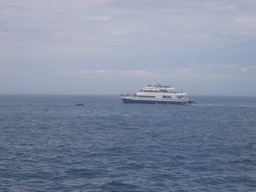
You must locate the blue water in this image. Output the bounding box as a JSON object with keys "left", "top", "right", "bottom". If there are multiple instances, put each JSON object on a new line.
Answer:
{"left": 0, "top": 95, "right": 256, "bottom": 191}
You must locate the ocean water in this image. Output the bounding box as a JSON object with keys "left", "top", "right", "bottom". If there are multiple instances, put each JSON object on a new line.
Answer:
{"left": 0, "top": 95, "right": 256, "bottom": 192}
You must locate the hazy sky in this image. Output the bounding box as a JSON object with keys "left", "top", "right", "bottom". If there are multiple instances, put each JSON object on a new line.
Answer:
{"left": 1, "top": 0, "right": 256, "bottom": 96}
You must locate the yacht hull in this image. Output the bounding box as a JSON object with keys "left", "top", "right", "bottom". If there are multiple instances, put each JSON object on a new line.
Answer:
{"left": 121, "top": 98, "right": 195, "bottom": 105}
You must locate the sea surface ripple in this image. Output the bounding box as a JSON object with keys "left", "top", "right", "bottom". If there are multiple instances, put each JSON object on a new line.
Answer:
{"left": 0, "top": 96, "right": 256, "bottom": 191}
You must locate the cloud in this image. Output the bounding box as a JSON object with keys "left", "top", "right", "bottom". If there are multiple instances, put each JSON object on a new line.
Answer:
{"left": 223, "top": 65, "right": 234, "bottom": 69}
{"left": 240, "top": 66, "right": 256, "bottom": 73}
{"left": 65, "top": 69, "right": 155, "bottom": 78}
{"left": 1, "top": 0, "right": 256, "bottom": 95}
{"left": 233, "top": 16, "right": 256, "bottom": 36}
{"left": 203, "top": 2, "right": 237, "bottom": 11}
{"left": 64, "top": 65, "right": 254, "bottom": 81}
{"left": 90, "top": 16, "right": 110, "bottom": 21}
{"left": 176, "top": 68, "right": 201, "bottom": 77}
{"left": 61, "top": 68, "right": 203, "bottom": 79}
{"left": 1, "top": 0, "right": 256, "bottom": 60}
{"left": 61, "top": 70, "right": 86, "bottom": 75}
{"left": 208, "top": 73, "right": 232, "bottom": 79}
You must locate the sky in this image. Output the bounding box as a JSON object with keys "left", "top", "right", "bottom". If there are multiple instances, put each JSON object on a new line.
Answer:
{"left": 1, "top": 0, "right": 256, "bottom": 96}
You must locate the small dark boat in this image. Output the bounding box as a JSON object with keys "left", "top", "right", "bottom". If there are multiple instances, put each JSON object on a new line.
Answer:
{"left": 75, "top": 104, "right": 85, "bottom": 106}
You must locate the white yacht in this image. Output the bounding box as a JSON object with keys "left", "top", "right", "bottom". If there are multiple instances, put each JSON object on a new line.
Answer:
{"left": 120, "top": 82, "right": 196, "bottom": 105}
